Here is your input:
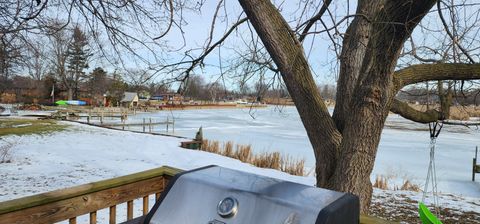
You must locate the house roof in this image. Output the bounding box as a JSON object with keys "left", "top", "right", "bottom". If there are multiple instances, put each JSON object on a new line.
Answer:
{"left": 121, "top": 92, "right": 138, "bottom": 102}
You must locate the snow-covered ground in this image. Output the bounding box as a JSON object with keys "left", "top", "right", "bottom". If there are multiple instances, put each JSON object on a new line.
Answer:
{"left": 1, "top": 106, "right": 480, "bottom": 223}
{"left": 0, "top": 121, "right": 313, "bottom": 202}
{"left": 0, "top": 121, "right": 316, "bottom": 223}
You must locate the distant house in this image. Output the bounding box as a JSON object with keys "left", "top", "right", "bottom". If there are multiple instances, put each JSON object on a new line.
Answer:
{"left": 121, "top": 92, "right": 139, "bottom": 108}
{"left": 0, "top": 92, "right": 16, "bottom": 104}
{"left": 150, "top": 93, "right": 183, "bottom": 105}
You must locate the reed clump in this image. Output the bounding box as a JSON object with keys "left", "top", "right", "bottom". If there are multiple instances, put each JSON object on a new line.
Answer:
{"left": 373, "top": 175, "right": 421, "bottom": 192}
{"left": 373, "top": 176, "right": 389, "bottom": 190}
{"left": 233, "top": 144, "right": 253, "bottom": 163}
{"left": 199, "top": 139, "right": 305, "bottom": 176}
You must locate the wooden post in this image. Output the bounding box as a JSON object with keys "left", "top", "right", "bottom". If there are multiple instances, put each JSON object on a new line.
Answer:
{"left": 90, "top": 211, "right": 97, "bottom": 224}
{"left": 143, "top": 196, "right": 149, "bottom": 215}
{"left": 166, "top": 117, "right": 169, "bottom": 132}
{"left": 109, "top": 205, "right": 116, "bottom": 224}
{"left": 69, "top": 217, "right": 76, "bottom": 224}
{"left": 87, "top": 112, "right": 90, "bottom": 124}
{"left": 474, "top": 158, "right": 477, "bottom": 182}
{"left": 101, "top": 111, "right": 104, "bottom": 124}
{"left": 127, "top": 200, "right": 133, "bottom": 220}
{"left": 143, "top": 118, "right": 146, "bottom": 133}
{"left": 474, "top": 146, "right": 478, "bottom": 182}
{"left": 149, "top": 118, "right": 152, "bottom": 133}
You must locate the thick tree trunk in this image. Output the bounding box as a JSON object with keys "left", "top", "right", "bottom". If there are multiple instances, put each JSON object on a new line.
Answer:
{"left": 238, "top": 0, "right": 441, "bottom": 213}
{"left": 238, "top": 0, "right": 342, "bottom": 187}
{"left": 332, "top": 1, "right": 437, "bottom": 212}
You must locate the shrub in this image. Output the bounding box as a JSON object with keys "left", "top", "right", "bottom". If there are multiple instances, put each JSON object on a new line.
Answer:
{"left": 0, "top": 140, "right": 14, "bottom": 163}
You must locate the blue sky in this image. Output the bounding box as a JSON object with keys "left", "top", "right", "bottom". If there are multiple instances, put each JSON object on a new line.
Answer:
{"left": 34, "top": 1, "right": 480, "bottom": 90}
{"left": 84, "top": 0, "right": 353, "bottom": 88}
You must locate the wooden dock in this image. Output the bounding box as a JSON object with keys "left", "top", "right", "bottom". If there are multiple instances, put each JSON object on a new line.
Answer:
{"left": 100, "top": 118, "right": 175, "bottom": 133}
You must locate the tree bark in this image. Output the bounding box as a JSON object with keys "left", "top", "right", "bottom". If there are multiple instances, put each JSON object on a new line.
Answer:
{"left": 332, "top": 1, "right": 373, "bottom": 132}
{"left": 331, "top": 0, "right": 436, "bottom": 212}
{"left": 393, "top": 63, "right": 480, "bottom": 91}
{"left": 236, "top": 0, "right": 480, "bottom": 214}
{"left": 390, "top": 99, "right": 442, "bottom": 123}
{"left": 391, "top": 63, "right": 480, "bottom": 121}
{"left": 238, "top": 0, "right": 342, "bottom": 187}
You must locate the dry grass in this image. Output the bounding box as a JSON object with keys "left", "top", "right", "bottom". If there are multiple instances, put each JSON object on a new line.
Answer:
{"left": 253, "top": 152, "right": 281, "bottom": 170}
{"left": 373, "top": 176, "right": 389, "bottom": 190}
{"left": 449, "top": 107, "right": 470, "bottom": 120}
{"left": 373, "top": 175, "right": 421, "bottom": 192}
{"left": 281, "top": 156, "right": 305, "bottom": 177}
{"left": 233, "top": 144, "right": 253, "bottom": 163}
{"left": 399, "top": 180, "right": 421, "bottom": 192}
{"left": 199, "top": 139, "right": 305, "bottom": 176}
{"left": 222, "top": 141, "right": 234, "bottom": 157}
{"left": 0, "top": 118, "right": 66, "bottom": 137}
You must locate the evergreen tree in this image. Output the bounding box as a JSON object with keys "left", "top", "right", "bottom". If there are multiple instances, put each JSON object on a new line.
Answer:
{"left": 66, "top": 26, "right": 90, "bottom": 99}
{"left": 88, "top": 67, "right": 107, "bottom": 95}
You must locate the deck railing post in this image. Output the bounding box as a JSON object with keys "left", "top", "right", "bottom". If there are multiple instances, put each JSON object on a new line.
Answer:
{"left": 143, "top": 196, "right": 149, "bottom": 215}
{"left": 109, "top": 205, "right": 116, "bottom": 224}
{"left": 90, "top": 211, "right": 97, "bottom": 224}
{"left": 0, "top": 166, "right": 182, "bottom": 224}
{"left": 127, "top": 200, "right": 133, "bottom": 220}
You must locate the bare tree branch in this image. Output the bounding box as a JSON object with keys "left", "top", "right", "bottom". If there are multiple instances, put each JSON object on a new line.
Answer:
{"left": 394, "top": 63, "right": 480, "bottom": 90}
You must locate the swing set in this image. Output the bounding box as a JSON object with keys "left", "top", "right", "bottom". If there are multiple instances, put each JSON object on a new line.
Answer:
{"left": 418, "top": 118, "right": 480, "bottom": 224}
{"left": 418, "top": 121, "right": 443, "bottom": 224}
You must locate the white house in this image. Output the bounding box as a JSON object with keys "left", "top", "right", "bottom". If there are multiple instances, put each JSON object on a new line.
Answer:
{"left": 121, "top": 92, "right": 139, "bottom": 108}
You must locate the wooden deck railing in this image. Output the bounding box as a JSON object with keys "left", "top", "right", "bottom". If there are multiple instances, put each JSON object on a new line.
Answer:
{"left": 0, "top": 166, "right": 181, "bottom": 224}
{"left": 0, "top": 166, "right": 396, "bottom": 224}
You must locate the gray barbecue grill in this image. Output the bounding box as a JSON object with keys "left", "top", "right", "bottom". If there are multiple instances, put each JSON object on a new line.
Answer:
{"left": 143, "top": 165, "right": 359, "bottom": 224}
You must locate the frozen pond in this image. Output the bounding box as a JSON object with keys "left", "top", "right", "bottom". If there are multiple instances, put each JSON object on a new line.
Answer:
{"left": 123, "top": 106, "right": 480, "bottom": 197}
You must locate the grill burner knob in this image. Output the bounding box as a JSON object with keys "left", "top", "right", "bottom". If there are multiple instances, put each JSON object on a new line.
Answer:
{"left": 217, "top": 197, "right": 238, "bottom": 218}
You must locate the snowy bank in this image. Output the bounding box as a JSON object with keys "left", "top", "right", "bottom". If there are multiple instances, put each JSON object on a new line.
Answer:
{"left": 0, "top": 120, "right": 479, "bottom": 223}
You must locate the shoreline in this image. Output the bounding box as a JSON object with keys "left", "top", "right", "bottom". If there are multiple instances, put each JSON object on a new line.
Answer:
{"left": 157, "top": 104, "right": 268, "bottom": 111}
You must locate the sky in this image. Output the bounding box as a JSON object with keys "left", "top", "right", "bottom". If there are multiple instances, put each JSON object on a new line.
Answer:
{"left": 83, "top": 0, "right": 353, "bottom": 88}
{"left": 15, "top": 0, "right": 480, "bottom": 91}
{"left": 99, "top": 0, "right": 480, "bottom": 89}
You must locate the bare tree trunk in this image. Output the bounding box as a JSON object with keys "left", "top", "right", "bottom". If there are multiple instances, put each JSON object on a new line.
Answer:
{"left": 238, "top": 0, "right": 437, "bottom": 213}
{"left": 67, "top": 88, "right": 73, "bottom": 101}
{"left": 238, "top": 0, "right": 342, "bottom": 188}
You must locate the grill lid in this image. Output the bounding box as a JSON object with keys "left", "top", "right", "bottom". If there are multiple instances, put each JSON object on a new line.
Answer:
{"left": 145, "top": 165, "right": 359, "bottom": 224}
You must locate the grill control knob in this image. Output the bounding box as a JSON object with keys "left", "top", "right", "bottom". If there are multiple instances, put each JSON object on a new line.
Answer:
{"left": 217, "top": 197, "right": 238, "bottom": 218}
